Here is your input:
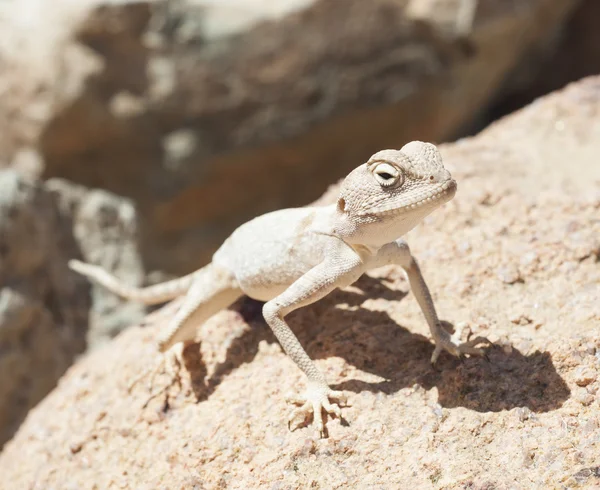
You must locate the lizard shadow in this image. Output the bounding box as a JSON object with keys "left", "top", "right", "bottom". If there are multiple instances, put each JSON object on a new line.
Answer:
{"left": 179, "top": 274, "right": 570, "bottom": 414}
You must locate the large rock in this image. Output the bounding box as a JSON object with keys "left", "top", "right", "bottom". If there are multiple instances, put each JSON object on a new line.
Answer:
{"left": 0, "top": 170, "right": 89, "bottom": 448}
{"left": 0, "top": 76, "right": 598, "bottom": 488}
{"left": 0, "top": 172, "right": 146, "bottom": 448}
{"left": 0, "top": 0, "right": 580, "bottom": 273}
{"left": 47, "top": 179, "right": 147, "bottom": 348}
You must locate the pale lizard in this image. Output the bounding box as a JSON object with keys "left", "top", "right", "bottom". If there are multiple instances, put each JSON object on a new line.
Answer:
{"left": 69, "top": 141, "right": 488, "bottom": 436}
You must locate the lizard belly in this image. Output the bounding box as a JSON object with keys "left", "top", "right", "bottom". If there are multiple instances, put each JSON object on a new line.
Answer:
{"left": 212, "top": 207, "right": 335, "bottom": 301}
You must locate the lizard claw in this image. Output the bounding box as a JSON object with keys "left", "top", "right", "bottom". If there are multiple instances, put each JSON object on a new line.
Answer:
{"left": 431, "top": 324, "right": 491, "bottom": 366}
{"left": 287, "top": 382, "right": 347, "bottom": 437}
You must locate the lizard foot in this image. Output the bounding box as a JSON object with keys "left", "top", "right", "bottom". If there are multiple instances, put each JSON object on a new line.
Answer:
{"left": 286, "top": 381, "right": 348, "bottom": 438}
{"left": 431, "top": 323, "right": 491, "bottom": 365}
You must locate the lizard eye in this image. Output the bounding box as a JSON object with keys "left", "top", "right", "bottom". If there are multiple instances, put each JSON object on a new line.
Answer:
{"left": 373, "top": 162, "right": 403, "bottom": 188}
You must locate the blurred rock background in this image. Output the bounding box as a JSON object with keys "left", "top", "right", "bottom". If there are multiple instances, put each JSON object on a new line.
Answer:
{"left": 0, "top": 0, "right": 598, "bottom": 455}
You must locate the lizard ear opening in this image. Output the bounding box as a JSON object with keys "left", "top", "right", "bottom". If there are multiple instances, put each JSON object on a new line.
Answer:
{"left": 337, "top": 197, "right": 346, "bottom": 213}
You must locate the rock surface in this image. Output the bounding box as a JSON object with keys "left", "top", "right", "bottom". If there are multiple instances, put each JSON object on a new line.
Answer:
{"left": 0, "top": 171, "right": 89, "bottom": 448}
{"left": 0, "top": 0, "right": 580, "bottom": 273}
{"left": 1, "top": 76, "right": 599, "bottom": 488}
{"left": 48, "top": 179, "right": 147, "bottom": 349}
{"left": 0, "top": 173, "right": 146, "bottom": 448}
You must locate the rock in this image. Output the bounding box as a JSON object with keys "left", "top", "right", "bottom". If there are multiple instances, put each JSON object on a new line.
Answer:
{"left": 574, "top": 388, "right": 594, "bottom": 407}
{"left": 1, "top": 76, "right": 599, "bottom": 487}
{"left": 573, "top": 366, "right": 597, "bottom": 387}
{"left": 0, "top": 170, "right": 89, "bottom": 448}
{"left": 496, "top": 264, "right": 522, "bottom": 284}
{"left": 0, "top": 0, "right": 580, "bottom": 273}
{"left": 0, "top": 171, "right": 146, "bottom": 448}
{"left": 46, "top": 179, "right": 146, "bottom": 349}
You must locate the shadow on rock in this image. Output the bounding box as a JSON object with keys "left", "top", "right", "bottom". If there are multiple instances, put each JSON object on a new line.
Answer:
{"left": 333, "top": 346, "right": 569, "bottom": 413}
{"left": 177, "top": 274, "right": 569, "bottom": 414}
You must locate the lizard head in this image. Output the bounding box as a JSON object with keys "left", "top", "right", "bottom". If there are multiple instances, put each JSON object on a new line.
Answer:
{"left": 333, "top": 141, "right": 457, "bottom": 246}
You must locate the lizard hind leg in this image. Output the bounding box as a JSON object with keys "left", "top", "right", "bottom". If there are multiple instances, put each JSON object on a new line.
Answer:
{"left": 156, "top": 262, "right": 243, "bottom": 352}
{"left": 129, "top": 262, "right": 242, "bottom": 400}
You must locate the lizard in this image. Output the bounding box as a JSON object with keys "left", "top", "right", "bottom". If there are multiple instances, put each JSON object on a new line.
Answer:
{"left": 69, "top": 141, "right": 489, "bottom": 437}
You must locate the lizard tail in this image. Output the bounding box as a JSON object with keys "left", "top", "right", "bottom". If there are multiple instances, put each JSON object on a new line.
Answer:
{"left": 68, "top": 259, "right": 195, "bottom": 305}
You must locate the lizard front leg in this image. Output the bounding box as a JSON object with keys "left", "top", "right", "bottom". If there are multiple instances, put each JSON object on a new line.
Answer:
{"left": 373, "top": 239, "right": 490, "bottom": 364}
{"left": 263, "top": 240, "right": 364, "bottom": 437}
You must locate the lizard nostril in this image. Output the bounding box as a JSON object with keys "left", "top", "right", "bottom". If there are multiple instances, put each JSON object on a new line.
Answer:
{"left": 337, "top": 198, "right": 346, "bottom": 213}
{"left": 429, "top": 175, "right": 434, "bottom": 181}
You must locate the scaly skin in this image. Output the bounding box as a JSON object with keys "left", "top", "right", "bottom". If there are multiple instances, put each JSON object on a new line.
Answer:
{"left": 69, "top": 141, "right": 490, "bottom": 437}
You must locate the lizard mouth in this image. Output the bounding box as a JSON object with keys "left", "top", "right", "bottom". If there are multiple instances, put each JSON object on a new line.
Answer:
{"left": 421, "top": 179, "right": 456, "bottom": 205}
{"left": 407, "top": 179, "right": 457, "bottom": 210}
{"left": 363, "top": 179, "right": 457, "bottom": 217}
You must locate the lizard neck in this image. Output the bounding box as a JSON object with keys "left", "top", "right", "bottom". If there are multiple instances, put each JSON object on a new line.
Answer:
{"left": 316, "top": 204, "right": 383, "bottom": 257}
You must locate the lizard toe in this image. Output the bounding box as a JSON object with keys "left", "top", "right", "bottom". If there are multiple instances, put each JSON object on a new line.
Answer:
{"left": 432, "top": 330, "right": 492, "bottom": 365}
{"left": 288, "top": 401, "right": 312, "bottom": 431}
{"left": 286, "top": 384, "right": 348, "bottom": 437}
{"left": 328, "top": 390, "right": 349, "bottom": 407}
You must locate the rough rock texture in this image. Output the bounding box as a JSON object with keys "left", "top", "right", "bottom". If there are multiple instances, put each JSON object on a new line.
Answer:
{"left": 0, "top": 172, "right": 146, "bottom": 448}
{"left": 47, "top": 179, "right": 147, "bottom": 349}
{"left": 0, "top": 0, "right": 580, "bottom": 273}
{"left": 0, "top": 171, "right": 89, "bottom": 448}
{"left": 1, "top": 76, "right": 599, "bottom": 488}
